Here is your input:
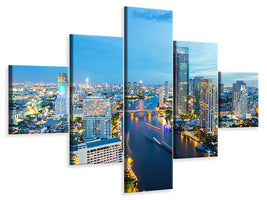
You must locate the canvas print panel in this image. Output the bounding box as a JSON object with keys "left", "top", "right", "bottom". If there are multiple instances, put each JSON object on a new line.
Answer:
{"left": 124, "top": 7, "right": 173, "bottom": 193}
{"left": 173, "top": 41, "right": 218, "bottom": 159}
{"left": 69, "top": 35, "right": 123, "bottom": 165}
{"left": 219, "top": 72, "right": 259, "bottom": 128}
{"left": 9, "top": 65, "right": 69, "bottom": 134}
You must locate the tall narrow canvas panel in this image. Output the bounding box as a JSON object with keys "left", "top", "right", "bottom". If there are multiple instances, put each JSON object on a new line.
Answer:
{"left": 69, "top": 35, "right": 123, "bottom": 165}
{"left": 219, "top": 72, "right": 258, "bottom": 128}
{"left": 124, "top": 7, "right": 173, "bottom": 193}
{"left": 173, "top": 41, "right": 218, "bottom": 159}
{"left": 9, "top": 65, "right": 69, "bottom": 134}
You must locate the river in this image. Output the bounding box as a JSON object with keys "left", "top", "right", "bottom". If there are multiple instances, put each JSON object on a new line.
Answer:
{"left": 125, "top": 96, "right": 172, "bottom": 191}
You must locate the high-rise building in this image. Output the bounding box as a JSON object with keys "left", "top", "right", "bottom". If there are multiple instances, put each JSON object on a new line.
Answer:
{"left": 232, "top": 81, "right": 246, "bottom": 111}
{"left": 235, "top": 88, "right": 248, "bottom": 119}
{"left": 159, "top": 86, "right": 164, "bottom": 108}
{"left": 55, "top": 92, "right": 69, "bottom": 116}
{"left": 56, "top": 73, "right": 69, "bottom": 116}
{"left": 200, "top": 78, "right": 216, "bottom": 135}
{"left": 165, "top": 81, "right": 169, "bottom": 100}
{"left": 83, "top": 96, "right": 111, "bottom": 117}
{"left": 58, "top": 73, "right": 68, "bottom": 94}
{"left": 83, "top": 116, "right": 112, "bottom": 140}
{"left": 174, "top": 46, "right": 189, "bottom": 115}
{"left": 219, "top": 84, "right": 224, "bottom": 94}
{"left": 70, "top": 137, "right": 123, "bottom": 165}
{"left": 139, "top": 80, "right": 144, "bottom": 99}
{"left": 192, "top": 77, "right": 204, "bottom": 116}
{"left": 133, "top": 82, "right": 137, "bottom": 96}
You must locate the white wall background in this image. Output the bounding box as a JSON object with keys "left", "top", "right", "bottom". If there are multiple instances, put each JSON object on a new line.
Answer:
{"left": 1, "top": 0, "right": 266, "bottom": 199}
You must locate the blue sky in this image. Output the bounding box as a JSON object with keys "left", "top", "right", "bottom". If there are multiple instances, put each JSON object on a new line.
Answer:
{"left": 126, "top": 7, "right": 173, "bottom": 85}
{"left": 220, "top": 72, "right": 258, "bottom": 87}
{"left": 71, "top": 35, "right": 123, "bottom": 84}
{"left": 175, "top": 41, "right": 218, "bottom": 86}
{"left": 10, "top": 65, "right": 68, "bottom": 83}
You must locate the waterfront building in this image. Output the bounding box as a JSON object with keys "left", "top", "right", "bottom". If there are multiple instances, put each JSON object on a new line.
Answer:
{"left": 174, "top": 46, "right": 189, "bottom": 115}
{"left": 159, "top": 86, "right": 164, "bottom": 108}
{"left": 165, "top": 81, "right": 169, "bottom": 100}
{"left": 70, "top": 137, "right": 123, "bottom": 165}
{"left": 192, "top": 77, "right": 204, "bottom": 116}
{"left": 200, "top": 78, "right": 216, "bottom": 135}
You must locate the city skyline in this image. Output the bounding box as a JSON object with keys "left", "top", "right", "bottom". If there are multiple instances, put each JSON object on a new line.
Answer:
{"left": 220, "top": 72, "right": 258, "bottom": 87}
{"left": 71, "top": 35, "right": 123, "bottom": 84}
{"left": 9, "top": 65, "right": 69, "bottom": 134}
{"left": 176, "top": 41, "right": 218, "bottom": 85}
{"left": 124, "top": 7, "right": 173, "bottom": 193}
{"left": 70, "top": 34, "right": 123, "bottom": 165}
{"left": 10, "top": 65, "right": 68, "bottom": 83}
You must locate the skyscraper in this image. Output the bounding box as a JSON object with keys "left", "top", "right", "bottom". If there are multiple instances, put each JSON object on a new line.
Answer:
{"left": 200, "top": 78, "right": 216, "bottom": 135}
{"left": 232, "top": 81, "right": 246, "bottom": 111}
{"left": 235, "top": 87, "right": 248, "bottom": 119}
{"left": 159, "top": 86, "right": 164, "bottom": 108}
{"left": 139, "top": 80, "right": 144, "bottom": 99}
{"left": 174, "top": 45, "right": 189, "bottom": 115}
{"left": 56, "top": 73, "right": 69, "bottom": 116}
{"left": 192, "top": 77, "right": 204, "bottom": 116}
{"left": 219, "top": 83, "right": 224, "bottom": 94}
{"left": 55, "top": 92, "right": 69, "bottom": 116}
{"left": 165, "top": 81, "right": 169, "bottom": 101}
{"left": 58, "top": 73, "right": 68, "bottom": 94}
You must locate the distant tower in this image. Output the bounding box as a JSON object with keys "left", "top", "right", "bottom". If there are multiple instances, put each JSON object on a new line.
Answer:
{"left": 86, "top": 77, "right": 89, "bottom": 88}
{"left": 139, "top": 80, "right": 144, "bottom": 99}
{"left": 165, "top": 81, "right": 169, "bottom": 101}
{"left": 159, "top": 86, "right": 164, "bottom": 108}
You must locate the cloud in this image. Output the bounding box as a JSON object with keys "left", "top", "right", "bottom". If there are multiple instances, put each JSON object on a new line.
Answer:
{"left": 130, "top": 8, "right": 172, "bottom": 22}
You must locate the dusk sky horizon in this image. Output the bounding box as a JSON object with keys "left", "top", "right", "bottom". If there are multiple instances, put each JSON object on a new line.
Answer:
{"left": 71, "top": 34, "right": 123, "bottom": 85}
{"left": 10, "top": 65, "right": 68, "bottom": 83}
{"left": 126, "top": 7, "right": 173, "bottom": 85}
{"left": 220, "top": 72, "right": 258, "bottom": 87}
